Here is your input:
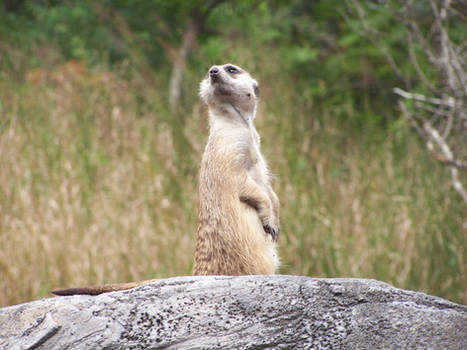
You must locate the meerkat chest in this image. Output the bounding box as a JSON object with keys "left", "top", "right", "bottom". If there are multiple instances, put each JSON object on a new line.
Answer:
{"left": 247, "top": 128, "right": 269, "bottom": 183}
{"left": 207, "top": 121, "right": 267, "bottom": 180}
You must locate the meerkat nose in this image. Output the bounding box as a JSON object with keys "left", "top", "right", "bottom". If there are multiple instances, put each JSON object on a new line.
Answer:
{"left": 209, "top": 67, "right": 219, "bottom": 76}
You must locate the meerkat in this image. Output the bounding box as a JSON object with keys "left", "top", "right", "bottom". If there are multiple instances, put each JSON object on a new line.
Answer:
{"left": 52, "top": 63, "right": 279, "bottom": 296}
{"left": 193, "top": 63, "right": 279, "bottom": 275}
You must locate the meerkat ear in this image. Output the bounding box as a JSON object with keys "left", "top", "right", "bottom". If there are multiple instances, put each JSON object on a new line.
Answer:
{"left": 253, "top": 82, "right": 260, "bottom": 97}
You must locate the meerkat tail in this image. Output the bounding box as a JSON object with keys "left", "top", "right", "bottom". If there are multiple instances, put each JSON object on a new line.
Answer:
{"left": 51, "top": 279, "right": 159, "bottom": 296}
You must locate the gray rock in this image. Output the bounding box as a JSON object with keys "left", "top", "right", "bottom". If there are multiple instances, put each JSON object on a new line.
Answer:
{"left": 0, "top": 275, "right": 465, "bottom": 349}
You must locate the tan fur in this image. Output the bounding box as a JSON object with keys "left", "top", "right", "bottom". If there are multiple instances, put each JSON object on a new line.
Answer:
{"left": 52, "top": 63, "right": 279, "bottom": 296}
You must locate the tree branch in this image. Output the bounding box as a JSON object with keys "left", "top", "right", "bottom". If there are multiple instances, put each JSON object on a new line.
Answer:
{"left": 393, "top": 87, "right": 458, "bottom": 108}
{"left": 423, "top": 122, "right": 467, "bottom": 203}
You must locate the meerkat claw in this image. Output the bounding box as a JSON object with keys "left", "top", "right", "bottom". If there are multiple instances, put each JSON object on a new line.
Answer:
{"left": 263, "top": 225, "right": 279, "bottom": 242}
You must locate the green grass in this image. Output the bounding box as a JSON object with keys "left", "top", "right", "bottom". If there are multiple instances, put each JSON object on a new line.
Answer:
{"left": 0, "top": 58, "right": 465, "bottom": 307}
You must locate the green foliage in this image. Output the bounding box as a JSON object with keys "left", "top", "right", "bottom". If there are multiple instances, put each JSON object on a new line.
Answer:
{"left": 0, "top": 0, "right": 439, "bottom": 125}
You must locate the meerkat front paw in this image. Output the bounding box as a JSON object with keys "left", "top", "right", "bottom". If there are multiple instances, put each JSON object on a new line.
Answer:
{"left": 263, "top": 224, "right": 279, "bottom": 242}
{"left": 261, "top": 207, "right": 280, "bottom": 242}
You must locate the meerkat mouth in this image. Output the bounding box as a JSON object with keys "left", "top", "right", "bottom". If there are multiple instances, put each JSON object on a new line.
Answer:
{"left": 210, "top": 74, "right": 221, "bottom": 83}
{"left": 212, "top": 79, "right": 232, "bottom": 97}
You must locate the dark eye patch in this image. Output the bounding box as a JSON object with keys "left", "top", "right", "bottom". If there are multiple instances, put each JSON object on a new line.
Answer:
{"left": 225, "top": 66, "right": 239, "bottom": 74}
{"left": 253, "top": 84, "right": 260, "bottom": 97}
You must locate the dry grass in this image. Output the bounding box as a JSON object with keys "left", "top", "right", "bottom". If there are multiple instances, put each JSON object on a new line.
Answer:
{"left": 0, "top": 60, "right": 465, "bottom": 307}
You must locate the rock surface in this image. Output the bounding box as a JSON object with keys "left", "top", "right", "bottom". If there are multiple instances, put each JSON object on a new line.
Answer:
{"left": 0, "top": 275, "right": 466, "bottom": 349}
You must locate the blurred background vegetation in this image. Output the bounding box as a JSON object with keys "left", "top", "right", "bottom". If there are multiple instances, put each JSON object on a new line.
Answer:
{"left": 0, "top": 0, "right": 465, "bottom": 306}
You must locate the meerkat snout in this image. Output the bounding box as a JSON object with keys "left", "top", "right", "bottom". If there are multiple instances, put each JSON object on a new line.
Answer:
{"left": 208, "top": 66, "right": 221, "bottom": 84}
{"left": 209, "top": 67, "right": 219, "bottom": 76}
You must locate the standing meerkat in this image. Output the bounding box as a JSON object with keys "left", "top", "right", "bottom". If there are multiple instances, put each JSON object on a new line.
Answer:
{"left": 52, "top": 63, "right": 279, "bottom": 296}
{"left": 194, "top": 63, "right": 280, "bottom": 275}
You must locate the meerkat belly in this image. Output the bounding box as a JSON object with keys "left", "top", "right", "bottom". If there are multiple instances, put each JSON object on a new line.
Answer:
{"left": 237, "top": 201, "right": 279, "bottom": 274}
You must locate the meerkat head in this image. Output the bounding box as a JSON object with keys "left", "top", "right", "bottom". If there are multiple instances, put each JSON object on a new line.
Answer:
{"left": 200, "top": 63, "right": 260, "bottom": 122}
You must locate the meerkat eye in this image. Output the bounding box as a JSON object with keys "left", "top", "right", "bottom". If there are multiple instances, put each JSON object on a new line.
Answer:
{"left": 226, "top": 66, "right": 238, "bottom": 74}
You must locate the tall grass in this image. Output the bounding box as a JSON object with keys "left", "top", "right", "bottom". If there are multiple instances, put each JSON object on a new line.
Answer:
{"left": 0, "top": 54, "right": 464, "bottom": 307}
